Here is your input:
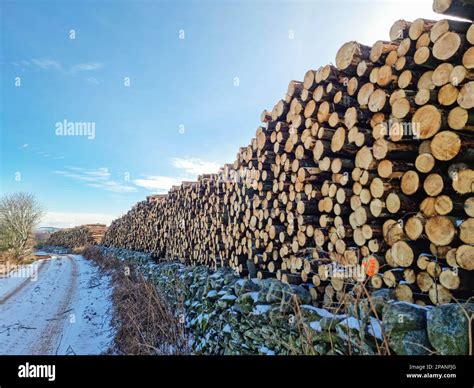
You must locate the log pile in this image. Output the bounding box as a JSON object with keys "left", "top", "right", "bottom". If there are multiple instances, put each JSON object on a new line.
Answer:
{"left": 46, "top": 224, "right": 108, "bottom": 248}
{"left": 103, "top": 1, "right": 474, "bottom": 307}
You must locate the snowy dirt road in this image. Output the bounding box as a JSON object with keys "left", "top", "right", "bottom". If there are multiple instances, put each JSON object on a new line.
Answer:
{"left": 0, "top": 254, "right": 114, "bottom": 355}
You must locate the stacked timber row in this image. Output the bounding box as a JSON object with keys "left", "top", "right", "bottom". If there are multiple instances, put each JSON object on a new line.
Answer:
{"left": 46, "top": 224, "right": 108, "bottom": 248}
{"left": 103, "top": 0, "right": 474, "bottom": 307}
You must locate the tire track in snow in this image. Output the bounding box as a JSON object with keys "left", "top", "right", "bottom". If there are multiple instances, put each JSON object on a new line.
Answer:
{"left": 27, "top": 255, "right": 78, "bottom": 355}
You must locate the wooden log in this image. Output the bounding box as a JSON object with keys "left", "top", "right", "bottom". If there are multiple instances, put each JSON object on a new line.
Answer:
{"left": 378, "top": 159, "right": 414, "bottom": 179}
{"left": 425, "top": 215, "right": 457, "bottom": 246}
{"left": 459, "top": 217, "right": 474, "bottom": 244}
{"left": 431, "top": 18, "right": 472, "bottom": 43}
{"left": 452, "top": 167, "right": 474, "bottom": 194}
{"left": 439, "top": 267, "right": 473, "bottom": 290}
{"left": 335, "top": 41, "right": 371, "bottom": 72}
{"left": 417, "top": 271, "right": 435, "bottom": 292}
{"left": 456, "top": 245, "right": 474, "bottom": 270}
{"left": 409, "top": 18, "right": 437, "bottom": 40}
{"left": 401, "top": 170, "right": 420, "bottom": 195}
{"left": 448, "top": 106, "right": 474, "bottom": 130}
{"left": 433, "top": 62, "right": 454, "bottom": 86}
{"left": 433, "top": 31, "right": 466, "bottom": 61}
{"left": 411, "top": 105, "right": 444, "bottom": 139}
{"left": 430, "top": 131, "right": 474, "bottom": 161}
{"left": 468, "top": 23, "right": 474, "bottom": 44}
{"left": 415, "top": 153, "right": 436, "bottom": 173}
{"left": 391, "top": 240, "right": 419, "bottom": 267}
{"left": 465, "top": 197, "right": 474, "bottom": 216}
{"left": 371, "top": 40, "right": 399, "bottom": 63}
{"left": 428, "top": 284, "right": 452, "bottom": 304}
{"left": 433, "top": 0, "right": 474, "bottom": 21}
{"left": 395, "top": 282, "right": 417, "bottom": 303}
{"left": 390, "top": 19, "right": 412, "bottom": 41}
{"left": 423, "top": 173, "right": 445, "bottom": 196}
{"left": 404, "top": 216, "right": 425, "bottom": 241}
{"left": 458, "top": 81, "right": 474, "bottom": 109}
{"left": 463, "top": 46, "right": 474, "bottom": 69}
{"left": 451, "top": 65, "right": 474, "bottom": 86}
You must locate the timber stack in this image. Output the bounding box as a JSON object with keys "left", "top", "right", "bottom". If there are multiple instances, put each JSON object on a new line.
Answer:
{"left": 102, "top": 0, "right": 474, "bottom": 308}
{"left": 46, "top": 224, "right": 108, "bottom": 248}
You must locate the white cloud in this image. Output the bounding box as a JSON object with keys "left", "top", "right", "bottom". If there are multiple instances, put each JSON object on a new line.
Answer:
{"left": 87, "top": 180, "right": 137, "bottom": 193}
{"left": 22, "top": 59, "right": 103, "bottom": 75}
{"left": 132, "top": 158, "right": 221, "bottom": 193}
{"left": 133, "top": 176, "right": 181, "bottom": 192}
{"left": 85, "top": 77, "right": 100, "bottom": 85}
{"left": 54, "top": 170, "right": 94, "bottom": 182}
{"left": 40, "top": 211, "right": 116, "bottom": 229}
{"left": 172, "top": 157, "right": 220, "bottom": 176}
{"left": 31, "top": 149, "right": 64, "bottom": 159}
{"left": 70, "top": 62, "right": 103, "bottom": 74}
{"left": 54, "top": 160, "right": 220, "bottom": 195}
{"left": 54, "top": 166, "right": 136, "bottom": 194}
{"left": 30, "top": 58, "right": 62, "bottom": 71}
{"left": 68, "top": 166, "right": 110, "bottom": 178}
{"left": 11, "top": 60, "right": 31, "bottom": 68}
{"left": 19, "top": 144, "right": 65, "bottom": 159}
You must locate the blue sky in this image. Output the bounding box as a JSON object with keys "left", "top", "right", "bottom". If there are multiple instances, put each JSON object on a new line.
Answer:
{"left": 0, "top": 0, "right": 441, "bottom": 227}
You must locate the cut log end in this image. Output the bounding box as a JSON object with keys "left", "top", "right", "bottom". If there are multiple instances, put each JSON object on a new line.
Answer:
{"left": 430, "top": 131, "right": 461, "bottom": 161}
{"left": 412, "top": 105, "right": 442, "bottom": 139}
{"left": 425, "top": 215, "right": 456, "bottom": 246}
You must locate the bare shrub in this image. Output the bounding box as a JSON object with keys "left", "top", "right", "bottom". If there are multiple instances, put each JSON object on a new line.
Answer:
{"left": 0, "top": 192, "right": 43, "bottom": 261}
{"left": 112, "top": 270, "right": 189, "bottom": 355}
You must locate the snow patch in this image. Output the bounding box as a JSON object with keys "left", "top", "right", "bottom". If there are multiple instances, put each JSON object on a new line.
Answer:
{"left": 300, "top": 305, "right": 334, "bottom": 318}
{"left": 0, "top": 255, "right": 114, "bottom": 355}
{"left": 310, "top": 321, "right": 322, "bottom": 332}
{"left": 252, "top": 304, "right": 271, "bottom": 315}
{"left": 368, "top": 317, "right": 383, "bottom": 340}
{"left": 259, "top": 346, "right": 275, "bottom": 355}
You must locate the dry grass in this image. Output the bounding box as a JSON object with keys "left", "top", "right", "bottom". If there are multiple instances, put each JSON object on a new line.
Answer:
{"left": 289, "top": 296, "right": 318, "bottom": 355}
{"left": 327, "top": 279, "right": 391, "bottom": 355}
{"left": 453, "top": 296, "right": 474, "bottom": 356}
{"left": 82, "top": 246, "right": 190, "bottom": 355}
{"left": 284, "top": 278, "right": 392, "bottom": 355}
{"left": 303, "top": 281, "right": 473, "bottom": 356}
{"left": 82, "top": 246, "right": 118, "bottom": 271}
{"left": 0, "top": 250, "right": 41, "bottom": 275}
{"left": 111, "top": 269, "right": 190, "bottom": 355}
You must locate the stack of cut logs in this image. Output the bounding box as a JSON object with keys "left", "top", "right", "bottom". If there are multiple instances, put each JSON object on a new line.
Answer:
{"left": 103, "top": 0, "right": 474, "bottom": 307}
{"left": 46, "top": 224, "right": 108, "bottom": 248}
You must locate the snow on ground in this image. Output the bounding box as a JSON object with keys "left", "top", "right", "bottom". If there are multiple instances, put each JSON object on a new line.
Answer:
{"left": 0, "top": 254, "right": 114, "bottom": 355}
{"left": 0, "top": 259, "right": 46, "bottom": 302}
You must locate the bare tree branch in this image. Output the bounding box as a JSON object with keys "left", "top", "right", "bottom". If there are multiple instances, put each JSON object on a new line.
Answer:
{"left": 0, "top": 192, "right": 44, "bottom": 261}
